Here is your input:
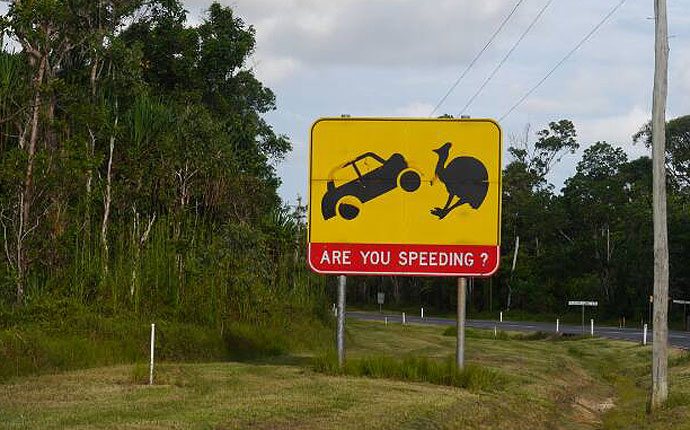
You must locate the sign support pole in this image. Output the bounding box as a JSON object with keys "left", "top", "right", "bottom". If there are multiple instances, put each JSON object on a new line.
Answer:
{"left": 581, "top": 305, "right": 585, "bottom": 335}
{"left": 337, "top": 275, "right": 346, "bottom": 367}
{"left": 457, "top": 277, "right": 467, "bottom": 369}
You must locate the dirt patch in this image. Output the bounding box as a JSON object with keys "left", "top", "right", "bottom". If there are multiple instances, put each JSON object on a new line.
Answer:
{"left": 572, "top": 396, "right": 615, "bottom": 425}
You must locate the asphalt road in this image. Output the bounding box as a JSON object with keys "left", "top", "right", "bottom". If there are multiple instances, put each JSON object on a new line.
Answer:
{"left": 348, "top": 312, "right": 690, "bottom": 350}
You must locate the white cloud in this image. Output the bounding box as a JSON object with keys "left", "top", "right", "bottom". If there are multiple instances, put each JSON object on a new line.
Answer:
{"left": 577, "top": 106, "right": 650, "bottom": 152}
{"left": 192, "top": 0, "right": 525, "bottom": 67}
{"left": 252, "top": 57, "right": 302, "bottom": 85}
{"left": 393, "top": 101, "right": 435, "bottom": 117}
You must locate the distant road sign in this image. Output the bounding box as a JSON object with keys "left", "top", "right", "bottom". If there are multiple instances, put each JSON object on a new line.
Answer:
{"left": 307, "top": 117, "right": 502, "bottom": 277}
{"left": 568, "top": 301, "right": 598, "bottom": 307}
{"left": 673, "top": 299, "right": 690, "bottom": 305}
{"left": 377, "top": 292, "right": 385, "bottom": 305}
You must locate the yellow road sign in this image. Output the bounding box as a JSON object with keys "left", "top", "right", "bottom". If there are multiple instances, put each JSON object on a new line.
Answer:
{"left": 308, "top": 117, "right": 502, "bottom": 276}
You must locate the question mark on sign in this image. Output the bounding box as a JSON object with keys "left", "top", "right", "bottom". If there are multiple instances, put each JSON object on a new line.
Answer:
{"left": 480, "top": 252, "right": 489, "bottom": 267}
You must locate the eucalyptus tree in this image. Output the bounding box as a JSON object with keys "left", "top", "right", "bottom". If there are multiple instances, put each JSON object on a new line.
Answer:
{"left": 562, "top": 142, "right": 629, "bottom": 303}
{"left": 634, "top": 114, "right": 690, "bottom": 193}
{"left": 500, "top": 120, "right": 579, "bottom": 310}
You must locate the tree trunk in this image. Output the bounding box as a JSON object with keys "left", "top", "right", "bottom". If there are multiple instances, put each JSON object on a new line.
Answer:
{"left": 101, "top": 111, "right": 117, "bottom": 282}
{"left": 651, "top": 0, "right": 669, "bottom": 410}
{"left": 16, "top": 55, "right": 47, "bottom": 304}
{"left": 130, "top": 206, "right": 156, "bottom": 313}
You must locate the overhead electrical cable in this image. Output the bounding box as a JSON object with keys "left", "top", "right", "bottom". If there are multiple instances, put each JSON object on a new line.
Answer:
{"left": 428, "top": 0, "right": 526, "bottom": 117}
{"left": 500, "top": 0, "right": 627, "bottom": 121}
{"left": 459, "top": 0, "right": 554, "bottom": 116}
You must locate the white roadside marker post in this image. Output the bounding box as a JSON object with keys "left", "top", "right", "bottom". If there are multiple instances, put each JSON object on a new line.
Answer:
{"left": 556, "top": 318, "right": 559, "bottom": 333}
{"left": 590, "top": 319, "right": 594, "bottom": 337}
{"left": 384, "top": 316, "right": 388, "bottom": 326}
{"left": 402, "top": 312, "right": 406, "bottom": 325}
{"left": 644, "top": 323, "right": 648, "bottom": 346}
{"left": 421, "top": 307, "right": 424, "bottom": 319}
{"left": 494, "top": 325, "right": 497, "bottom": 338}
{"left": 500, "top": 311, "right": 503, "bottom": 323}
{"left": 149, "top": 323, "right": 155, "bottom": 385}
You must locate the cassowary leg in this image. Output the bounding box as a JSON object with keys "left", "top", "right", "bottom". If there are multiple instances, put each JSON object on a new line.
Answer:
{"left": 440, "top": 194, "right": 454, "bottom": 212}
{"left": 431, "top": 194, "right": 455, "bottom": 218}
{"left": 439, "top": 198, "right": 467, "bottom": 217}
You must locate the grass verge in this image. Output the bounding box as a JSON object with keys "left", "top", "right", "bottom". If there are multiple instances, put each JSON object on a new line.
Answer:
{"left": 3, "top": 318, "right": 690, "bottom": 429}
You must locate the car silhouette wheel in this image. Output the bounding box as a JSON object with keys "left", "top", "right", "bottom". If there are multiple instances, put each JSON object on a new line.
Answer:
{"left": 338, "top": 200, "right": 360, "bottom": 220}
{"left": 399, "top": 169, "right": 421, "bottom": 192}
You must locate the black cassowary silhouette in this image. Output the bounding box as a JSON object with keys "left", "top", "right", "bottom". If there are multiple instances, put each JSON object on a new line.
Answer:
{"left": 430, "top": 142, "right": 489, "bottom": 220}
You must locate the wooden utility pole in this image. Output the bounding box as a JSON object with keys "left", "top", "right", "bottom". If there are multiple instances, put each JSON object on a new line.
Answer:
{"left": 651, "top": 0, "right": 669, "bottom": 409}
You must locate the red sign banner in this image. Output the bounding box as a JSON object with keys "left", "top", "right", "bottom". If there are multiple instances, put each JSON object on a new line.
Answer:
{"left": 308, "top": 243, "right": 499, "bottom": 277}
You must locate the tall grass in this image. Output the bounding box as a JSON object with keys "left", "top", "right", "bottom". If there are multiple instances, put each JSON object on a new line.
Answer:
{"left": 0, "top": 316, "right": 224, "bottom": 381}
{"left": 0, "top": 311, "right": 332, "bottom": 381}
{"left": 1, "top": 209, "right": 329, "bottom": 324}
{"left": 0, "top": 210, "right": 333, "bottom": 375}
{"left": 312, "top": 353, "right": 507, "bottom": 392}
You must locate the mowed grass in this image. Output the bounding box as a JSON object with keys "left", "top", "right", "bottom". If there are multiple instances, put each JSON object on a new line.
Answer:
{"left": 1, "top": 319, "right": 690, "bottom": 429}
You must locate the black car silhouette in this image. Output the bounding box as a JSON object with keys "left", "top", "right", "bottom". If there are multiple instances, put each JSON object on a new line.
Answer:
{"left": 321, "top": 152, "right": 421, "bottom": 220}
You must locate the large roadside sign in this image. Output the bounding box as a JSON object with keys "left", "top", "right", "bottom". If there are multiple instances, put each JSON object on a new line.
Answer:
{"left": 307, "top": 117, "right": 502, "bottom": 277}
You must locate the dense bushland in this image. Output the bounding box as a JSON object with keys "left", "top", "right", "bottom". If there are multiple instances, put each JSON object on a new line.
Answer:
{"left": 0, "top": 0, "right": 331, "bottom": 372}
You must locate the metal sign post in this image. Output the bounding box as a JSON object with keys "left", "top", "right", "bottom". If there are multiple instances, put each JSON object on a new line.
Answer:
{"left": 568, "top": 301, "right": 598, "bottom": 335}
{"left": 457, "top": 277, "right": 467, "bottom": 369}
{"left": 337, "top": 275, "right": 346, "bottom": 367}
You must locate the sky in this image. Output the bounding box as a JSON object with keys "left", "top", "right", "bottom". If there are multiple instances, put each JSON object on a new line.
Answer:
{"left": 2, "top": 1, "right": 688, "bottom": 203}
{"left": 180, "top": 0, "right": 687, "bottom": 204}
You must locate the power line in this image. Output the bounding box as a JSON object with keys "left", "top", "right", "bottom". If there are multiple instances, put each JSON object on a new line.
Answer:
{"left": 500, "top": 0, "right": 628, "bottom": 122}
{"left": 459, "top": 0, "right": 554, "bottom": 116}
{"left": 428, "top": 0, "right": 526, "bottom": 117}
